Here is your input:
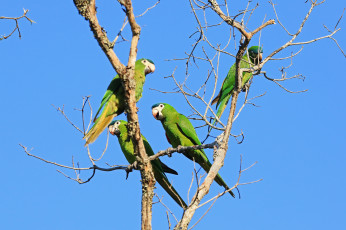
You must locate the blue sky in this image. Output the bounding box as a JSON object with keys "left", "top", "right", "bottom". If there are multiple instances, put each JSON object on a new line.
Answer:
{"left": 1, "top": 1, "right": 345, "bottom": 229}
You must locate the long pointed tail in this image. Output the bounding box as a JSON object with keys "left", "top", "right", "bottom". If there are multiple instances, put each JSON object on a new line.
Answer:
{"left": 211, "top": 90, "right": 221, "bottom": 105}
{"left": 214, "top": 173, "right": 235, "bottom": 198}
{"left": 155, "top": 171, "right": 187, "bottom": 209}
{"left": 200, "top": 159, "right": 235, "bottom": 198}
{"left": 209, "top": 94, "right": 231, "bottom": 131}
{"left": 160, "top": 161, "right": 178, "bottom": 175}
{"left": 83, "top": 111, "right": 116, "bottom": 146}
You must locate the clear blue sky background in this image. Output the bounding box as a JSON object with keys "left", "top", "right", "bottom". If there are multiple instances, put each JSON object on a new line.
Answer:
{"left": 1, "top": 1, "right": 345, "bottom": 229}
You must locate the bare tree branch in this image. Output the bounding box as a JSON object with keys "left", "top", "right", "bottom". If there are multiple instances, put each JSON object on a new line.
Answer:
{"left": 21, "top": 1, "right": 345, "bottom": 229}
{"left": 52, "top": 104, "right": 84, "bottom": 134}
{"left": 73, "top": 1, "right": 156, "bottom": 228}
{"left": 73, "top": 0, "right": 125, "bottom": 73}
{"left": 0, "top": 9, "right": 35, "bottom": 40}
{"left": 149, "top": 143, "right": 216, "bottom": 161}
{"left": 154, "top": 194, "right": 178, "bottom": 223}
{"left": 19, "top": 143, "right": 138, "bottom": 184}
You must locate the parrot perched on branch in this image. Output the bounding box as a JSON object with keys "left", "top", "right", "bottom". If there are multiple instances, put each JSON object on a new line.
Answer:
{"left": 212, "top": 46, "right": 263, "bottom": 120}
{"left": 151, "top": 103, "right": 235, "bottom": 198}
{"left": 84, "top": 58, "right": 155, "bottom": 146}
{"left": 108, "top": 120, "right": 187, "bottom": 209}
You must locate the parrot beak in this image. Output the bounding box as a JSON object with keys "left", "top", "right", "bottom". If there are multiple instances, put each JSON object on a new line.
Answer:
{"left": 145, "top": 63, "right": 156, "bottom": 75}
{"left": 258, "top": 53, "right": 263, "bottom": 63}
{"left": 152, "top": 108, "right": 163, "bottom": 120}
{"left": 109, "top": 126, "right": 115, "bottom": 135}
{"left": 152, "top": 108, "right": 159, "bottom": 120}
{"left": 108, "top": 125, "right": 120, "bottom": 136}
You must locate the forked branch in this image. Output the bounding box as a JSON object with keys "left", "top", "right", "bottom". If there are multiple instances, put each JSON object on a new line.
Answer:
{"left": 0, "top": 9, "right": 35, "bottom": 40}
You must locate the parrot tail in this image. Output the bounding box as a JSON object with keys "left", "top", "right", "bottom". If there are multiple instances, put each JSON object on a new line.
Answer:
{"left": 160, "top": 162, "right": 178, "bottom": 175}
{"left": 83, "top": 106, "right": 117, "bottom": 146}
{"left": 200, "top": 159, "right": 236, "bottom": 198}
{"left": 209, "top": 94, "right": 232, "bottom": 131}
{"left": 214, "top": 174, "right": 236, "bottom": 198}
{"left": 155, "top": 172, "right": 187, "bottom": 209}
{"left": 211, "top": 91, "right": 221, "bottom": 105}
{"left": 215, "top": 93, "right": 231, "bottom": 120}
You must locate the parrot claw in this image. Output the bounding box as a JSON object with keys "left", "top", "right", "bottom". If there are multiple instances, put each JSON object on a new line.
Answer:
{"left": 242, "top": 81, "right": 251, "bottom": 92}
{"left": 132, "top": 161, "right": 138, "bottom": 169}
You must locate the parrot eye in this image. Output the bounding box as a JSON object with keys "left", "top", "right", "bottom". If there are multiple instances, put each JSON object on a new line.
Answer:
{"left": 116, "top": 121, "right": 120, "bottom": 125}
{"left": 160, "top": 104, "right": 164, "bottom": 108}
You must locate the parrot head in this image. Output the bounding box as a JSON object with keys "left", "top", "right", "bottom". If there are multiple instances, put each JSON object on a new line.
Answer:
{"left": 108, "top": 120, "right": 126, "bottom": 136}
{"left": 152, "top": 103, "right": 175, "bottom": 121}
{"left": 248, "top": 46, "right": 263, "bottom": 64}
{"left": 137, "top": 58, "right": 156, "bottom": 75}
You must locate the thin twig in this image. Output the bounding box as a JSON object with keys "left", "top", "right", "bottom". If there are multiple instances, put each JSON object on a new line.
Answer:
{"left": 154, "top": 194, "right": 178, "bottom": 223}
{"left": 0, "top": 9, "right": 35, "bottom": 40}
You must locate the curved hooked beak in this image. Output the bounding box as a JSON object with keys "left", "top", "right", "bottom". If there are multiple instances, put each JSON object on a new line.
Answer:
{"left": 145, "top": 63, "right": 156, "bottom": 75}
{"left": 152, "top": 108, "right": 162, "bottom": 120}
{"left": 258, "top": 53, "right": 263, "bottom": 62}
{"left": 109, "top": 125, "right": 120, "bottom": 136}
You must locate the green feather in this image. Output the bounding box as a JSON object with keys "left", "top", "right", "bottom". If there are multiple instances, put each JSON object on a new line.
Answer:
{"left": 153, "top": 103, "right": 235, "bottom": 197}
{"left": 84, "top": 58, "right": 155, "bottom": 146}
{"left": 212, "top": 46, "right": 263, "bottom": 121}
{"left": 110, "top": 120, "right": 187, "bottom": 209}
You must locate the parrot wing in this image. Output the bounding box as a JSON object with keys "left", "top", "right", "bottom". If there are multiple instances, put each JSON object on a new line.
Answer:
{"left": 143, "top": 136, "right": 178, "bottom": 175}
{"left": 216, "top": 66, "right": 236, "bottom": 109}
{"left": 165, "top": 132, "right": 172, "bottom": 145}
{"left": 176, "top": 113, "right": 202, "bottom": 146}
{"left": 94, "top": 76, "right": 122, "bottom": 121}
{"left": 142, "top": 136, "right": 185, "bottom": 208}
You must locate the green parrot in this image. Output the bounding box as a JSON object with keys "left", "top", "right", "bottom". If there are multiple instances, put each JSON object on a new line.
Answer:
{"left": 84, "top": 58, "right": 155, "bottom": 146}
{"left": 211, "top": 46, "right": 263, "bottom": 120}
{"left": 108, "top": 120, "right": 187, "bottom": 209}
{"left": 151, "top": 103, "right": 235, "bottom": 197}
